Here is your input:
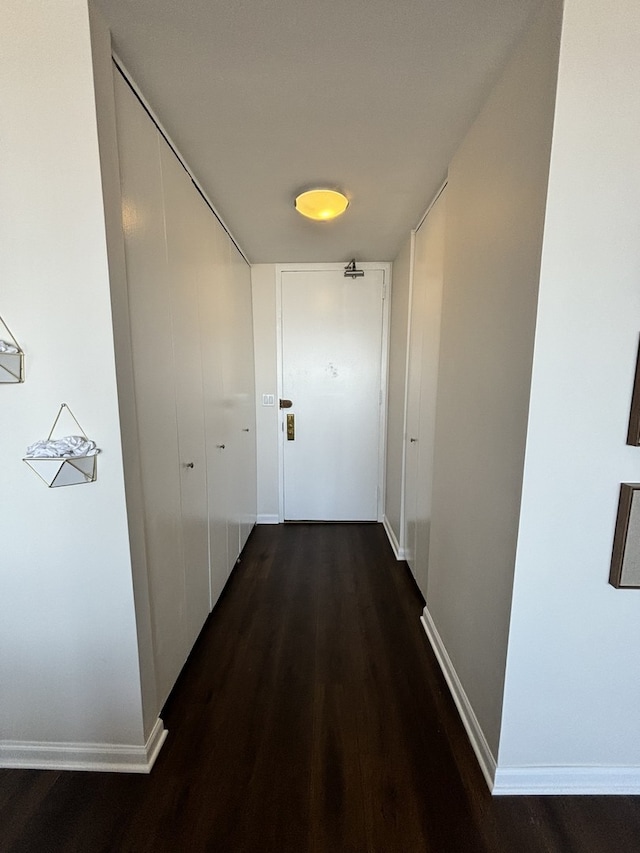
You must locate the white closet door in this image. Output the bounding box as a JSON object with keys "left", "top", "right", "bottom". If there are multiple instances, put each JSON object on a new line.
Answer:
{"left": 414, "top": 191, "right": 446, "bottom": 595}
{"left": 202, "top": 229, "right": 255, "bottom": 581}
{"left": 404, "top": 188, "right": 446, "bottom": 597}
{"left": 114, "top": 75, "right": 188, "bottom": 704}
{"left": 229, "top": 243, "right": 257, "bottom": 551}
{"left": 404, "top": 237, "right": 426, "bottom": 571}
{"left": 115, "top": 71, "right": 258, "bottom": 708}
{"left": 213, "top": 236, "right": 241, "bottom": 571}
{"left": 200, "top": 214, "right": 230, "bottom": 605}
{"left": 159, "top": 139, "right": 211, "bottom": 645}
{"left": 215, "top": 235, "right": 256, "bottom": 568}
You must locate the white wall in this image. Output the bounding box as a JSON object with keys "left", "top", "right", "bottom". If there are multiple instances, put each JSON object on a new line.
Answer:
{"left": 251, "top": 264, "right": 280, "bottom": 523}
{"left": 497, "top": 0, "right": 640, "bottom": 786}
{"left": 424, "top": 0, "right": 561, "bottom": 757}
{"left": 384, "top": 235, "right": 412, "bottom": 553}
{"left": 0, "top": 0, "right": 151, "bottom": 763}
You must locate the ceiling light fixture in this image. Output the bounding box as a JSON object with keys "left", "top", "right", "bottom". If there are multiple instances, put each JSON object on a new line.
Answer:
{"left": 294, "top": 189, "right": 349, "bottom": 221}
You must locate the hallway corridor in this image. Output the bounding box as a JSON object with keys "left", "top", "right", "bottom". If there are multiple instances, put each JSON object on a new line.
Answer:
{"left": 1, "top": 523, "right": 640, "bottom": 852}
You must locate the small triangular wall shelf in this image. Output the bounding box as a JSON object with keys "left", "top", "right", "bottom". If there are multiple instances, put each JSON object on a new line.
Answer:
{"left": 0, "top": 314, "right": 24, "bottom": 383}
{"left": 24, "top": 455, "right": 97, "bottom": 488}
{"left": 23, "top": 404, "right": 99, "bottom": 488}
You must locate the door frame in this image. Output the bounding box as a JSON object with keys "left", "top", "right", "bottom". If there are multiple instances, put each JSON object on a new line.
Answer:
{"left": 275, "top": 262, "right": 392, "bottom": 523}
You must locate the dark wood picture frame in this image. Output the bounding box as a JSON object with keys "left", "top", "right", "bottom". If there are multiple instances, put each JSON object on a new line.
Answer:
{"left": 609, "top": 483, "right": 640, "bottom": 588}
{"left": 626, "top": 336, "right": 640, "bottom": 445}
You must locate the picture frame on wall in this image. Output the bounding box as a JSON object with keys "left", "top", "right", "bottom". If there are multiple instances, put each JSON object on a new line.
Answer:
{"left": 609, "top": 483, "right": 640, "bottom": 589}
{"left": 626, "top": 335, "right": 640, "bottom": 446}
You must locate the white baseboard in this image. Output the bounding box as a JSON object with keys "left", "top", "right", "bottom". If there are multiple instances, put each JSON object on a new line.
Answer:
{"left": 257, "top": 514, "right": 279, "bottom": 525}
{"left": 420, "top": 607, "right": 497, "bottom": 791}
{"left": 383, "top": 515, "right": 405, "bottom": 560}
{"left": 0, "top": 717, "right": 167, "bottom": 774}
{"left": 493, "top": 765, "right": 640, "bottom": 796}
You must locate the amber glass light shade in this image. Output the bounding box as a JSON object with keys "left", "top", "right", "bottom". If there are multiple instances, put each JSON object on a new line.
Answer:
{"left": 294, "top": 189, "right": 349, "bottom": 221}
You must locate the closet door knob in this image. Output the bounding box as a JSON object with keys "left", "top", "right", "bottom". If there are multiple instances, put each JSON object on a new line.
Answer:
{"left": 184, "top": 462, "right": 194, "bottom": 468}
{"left": 410, "top": 437, "right": 417, "bottom": 443}
{"left": 242, "top": 428, "right": 250, "bottom": 432}
{"left": 216, "top": 444, "right": 226, "bottom": 450}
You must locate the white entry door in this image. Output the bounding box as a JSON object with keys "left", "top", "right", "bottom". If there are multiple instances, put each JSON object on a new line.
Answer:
{"left": 280, "top": 267, "right": 386, "bottom": 521}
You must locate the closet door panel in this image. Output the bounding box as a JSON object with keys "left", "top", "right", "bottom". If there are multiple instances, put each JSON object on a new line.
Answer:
{"left": 404, "top": 232, "right": 426, "bottom": 575}
{"left": 159, "top": 139, "right": 210, "bottom": 644}
{"left": 217, "top": 237, "right": 257, "bottom": 563}
{"left": 413, "top": 190, "right": 446, "bottom": 596}
{"left": 199, "top": 214, "right": 230, "bottom": 605}
{"left": 230, "top": 245, "right": 257, "bottom": 550}
{"left": 114, "top": 75, "right": 187, "bottom": 704}
{"left": 403, "top": 189, "right": 446, "bottom": 598}
{"left": 216, "top": 236, "right": 242, "bottom": 570}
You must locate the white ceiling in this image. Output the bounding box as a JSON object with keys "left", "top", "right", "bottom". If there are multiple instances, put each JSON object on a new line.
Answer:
{"left": 95, "top": 0, "right": 543, "bottom": 263}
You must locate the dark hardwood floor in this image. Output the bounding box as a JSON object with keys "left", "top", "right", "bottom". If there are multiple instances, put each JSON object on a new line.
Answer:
{"left": 2, "top": 523, "right": 640, "bottom": 852}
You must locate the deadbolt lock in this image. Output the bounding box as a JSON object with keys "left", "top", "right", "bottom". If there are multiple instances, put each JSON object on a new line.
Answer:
{"left": 286, "top": 413, "right": 295, "bottom": 440}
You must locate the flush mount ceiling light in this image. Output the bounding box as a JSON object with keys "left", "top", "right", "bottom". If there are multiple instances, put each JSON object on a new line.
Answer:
{"left": 294, "top": 189, "right": 349, "bottom": 221}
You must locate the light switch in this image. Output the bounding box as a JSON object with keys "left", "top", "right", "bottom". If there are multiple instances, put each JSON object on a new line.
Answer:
{"left": 262, "top": 393, "right": 275, "bottom": 406}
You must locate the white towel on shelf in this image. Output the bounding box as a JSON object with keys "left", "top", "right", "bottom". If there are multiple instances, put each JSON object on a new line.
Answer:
{"left": 25, "top": 435, "right": 100, "bottom": 458}
{"left": 0, "top": 340, "right": 18, "bottom": 354}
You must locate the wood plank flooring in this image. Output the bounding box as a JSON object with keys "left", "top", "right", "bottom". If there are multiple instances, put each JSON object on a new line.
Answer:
{"left": 2, "top": 523, "right": 640, "bottom": 852}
